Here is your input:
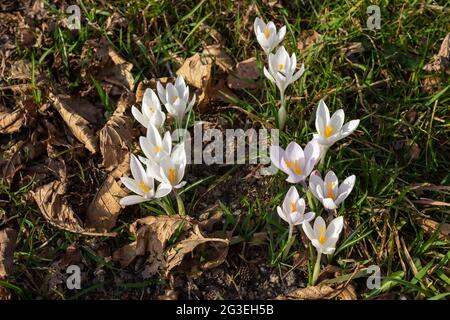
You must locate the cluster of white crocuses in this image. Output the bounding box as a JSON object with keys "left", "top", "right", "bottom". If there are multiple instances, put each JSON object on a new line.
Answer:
{"left": 269, "top": 88, "right": 360, "bottom": 285}
{"left": 120, "top": 75, "right": 195, "bottom": 215}
{"left": 254, "top": 17, "right": 305, "bottom": 129}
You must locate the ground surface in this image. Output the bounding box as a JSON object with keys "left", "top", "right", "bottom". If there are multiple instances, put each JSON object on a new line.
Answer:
{"left": 0, "top": 0, "right": 449, "bottom": 300}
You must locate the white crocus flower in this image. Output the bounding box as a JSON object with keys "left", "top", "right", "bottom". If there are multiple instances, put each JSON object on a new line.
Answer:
{"left": 277, "top": 186, "right": 315, "bottom": 261}
{"left": 157, "top": 75, "right": 196, "bottom": 127}
{"left": 254, "top": 17, "right": 286, "bottom": 55}
{"left": 270, "top": 139, "right": 320, "bottom": 185}
{"left": 148, "top": 143, "right": 187, "bottom": 192}
{"left": 264, "top": 46, "right": 305, "bottom": 97}
{"left": 277, "top": 186, "right": 315, "bottom": 227}
{"left": 119, "top": 155, "right": 171, "bottom": 206}
{"left": 314, "top": 99, "right": 360, "bottom": 162}
{"left": 139, "top": 122, "right": 172, "bottom": 165}
{"left": 263, "top": 46, "right": 305, "bottom": 129}
{"left": 309, "top": 170, "right": 356, "bottom": 210}
{"left": 302, "top": 215, "right": 344, "bottom": 285}
{"left": 302, "top": 216, "right": 344, "bottom": 255}
{"left": 131, "top": 88, "right": 165, "bottom": 130}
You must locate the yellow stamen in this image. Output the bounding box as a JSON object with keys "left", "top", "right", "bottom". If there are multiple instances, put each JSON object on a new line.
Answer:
{"left": 319, "top": 227, "right": 326, "bottom": 245}
{"left": 154, "top": 144, "right": 161, "bottom": 154}
{"left": 324, "top": 125, "right": 334, "bottom": 138}
{"left": 171, "top": 95, "right": 179, "bottom": 104}
{"left": 284, "top": 159, "right": 293, "bottom": 169}
{"left": 294, "top": 160, "right": 301, "bottom": 175}
{"left": 278, "top": 63, "right": 284, "bottom": 71}
{"left": 326, "top": 181, "right": 336, "bottom": 200}
{"left": 138, "top": 180, "right": 150, "bottom": 193}
{"left": 290, "top": 201, "right": 296, "bottom": 213}
{"left": 265, "top": 28, "right": 270, "bottom": 39}
{"left": 168, "top": 167, "right": 176, "bottom": 185}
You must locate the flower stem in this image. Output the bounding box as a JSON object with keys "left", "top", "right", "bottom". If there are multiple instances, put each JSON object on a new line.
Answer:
{"left": 282, "top": 225, "right": 295, "bottom": 261}
{"left": 319, "top": 144, "right": 329, "bottom": 166}
{"left": 278, "top": 92, "right": 287, "bottom": 130}
{"left": 312, "top": 251, "right": 322, "bottom": 286}
{"left": 173, "top": 189, "right": 186, "bottom": 216}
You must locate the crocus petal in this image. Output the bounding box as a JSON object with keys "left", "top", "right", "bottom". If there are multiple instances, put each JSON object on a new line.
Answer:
{"left": 174, "top": 181, "right": 187, "bottom": 189}
{"left": 315, "top": 100, "right": 330, "bottom": 137}
{"left": 304, "top": 211, "right": 315, "bottom": 223}
{"left": 335, "top": 175, "right": 356, "bottom": 205}
{"left": 120, "top": 195, "right": 148, "bottom": 206}
{"left": 303, "top": 139, "right": 320, "bottom": 174}
{"left": 277, "top": 206, "right": 290, "bottom": 224}
{"left": 263, "top": 66, "right": 275, "bottom": 83}
{"left": 340, "top": 119, "right": 360, "bottom": 138}
{"left": 324, "top": 171, "right": 339, "bottom": 198}
{"left": 285, "top": 141, "right": 304, "bottom": 162}
{"left": 291, "top": 63, "right": 305, "bottom": 83}
{"left": 326, "top": 216, "right": 344, "bottom": 239}
{"left": 302, "top": 220, "right": 315, "bottom": 242}
{"left": 130, "top": 154, "right": 145, "bottom": 182}
{"left": 330, "top": 109, "right": 345, "bottom": 132}
{"left": 322, "top": 198, "right": 337, "bottom": 210}
{"left": 131, "top": 106, "right": 147, "bottom": 128}
{"left": 155, "top": 183, "right": 172, "bottom": 198}
{"left": 269, "top": 145, "right": 285, "bottom": 169}
{"left": 120, "top": 177, "right": 143, "bottom": 196}
{"left": 313, "top": 216, "right": 326, "bottom": 237}
{"left": 156, "top": 82, "right": 167, "bottom": 104}
{"left": 276, "top": 25, "right": 286, "bottom": 44}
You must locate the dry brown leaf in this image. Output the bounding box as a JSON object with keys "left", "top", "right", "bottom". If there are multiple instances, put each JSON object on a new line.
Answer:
{"left": 276, "top": 284, "right": 336, "bottom": 300}
{"left": 275, "top": 283, "right": 356, "bottom": 300}
{"left": 112, "top": 215, "right": 189, "bottom": 276}
{"left": 177, "top": 53, "right": 213, "bottom": 112}
{"left": 82, "top": 38, "right": 134, "bottom": 95}
{"left": 297, "top": 30, "right": 321, "bottom": 52}
{"left": 0, "top": 228, "right": 17, "bottom": 279}
{"left": 0, "top": 105, "right": 25, "bottom": 134}
{"left": 1, "top": 131, "right": 45, "bottom": 184}
{"left": 9, "top": 60, "right": 32, "bottom": 80}
{"left": 202, "top": 45, "right": 234, "bottom": 73}
{"left": 158, "top": 289, "right": 178, "bottom": 300}
{"left": 85, "top": 175, "right": 127, "bottom": 233}
{"left": 31, "top": 180, "right": 115, "bottom": 236}
{"left": 49, "top": 92, "right": 99, "bottom": 153}
{"left": 113, "top": 242, "right": 137, "bottom": 267}
{"left": 227, "top": 57, "right": 259, "bottom": 90}
{"left": 165, "top": 224, "right": 229, "bottom": 275}
{"left": 415, "top": 217, "right": 450, "bottom": 240}
{"left": 423, "top": 33, "right": 450, "bottom": 73}
{"left": 99, "top": 95, "right": 133, "bottom": 176}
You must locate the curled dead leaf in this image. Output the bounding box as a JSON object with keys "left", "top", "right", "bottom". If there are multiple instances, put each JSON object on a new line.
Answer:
{"left": 227, "top": 57, "right": 259, "bottom": 90}
{"left": 31, "top": 179, "right": 115, "bottom": 236}
{"left": 81, "top": 38, "right": 135, "bottom": 95}
{"left": 165, "top": 224, "right": 229, "bottom": 275}
{"left": 99, "top": 95, "right": 133, "bottom": 177}
{"left": 1, "top": 131, "right": 45, "bottom": 184}
{"left": 275, "top": 283, "right": 357, "bottom": 300}
{"left": 0, "top": 105, "right": 24, "bottom": 134}
{"left": 49, "top": 93, "right": 99, "bottom": 153}
{"left": 85, "top": 175, "right": 128, "bottom": 233}
{"left": 203, "top": 45, "right": 234, "bottom": 73}
{"left": 112, "top": 215, "right": 190, "bottom": 277}
{"left": 0, "top": 228, "right": 17, "bottom": 279}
